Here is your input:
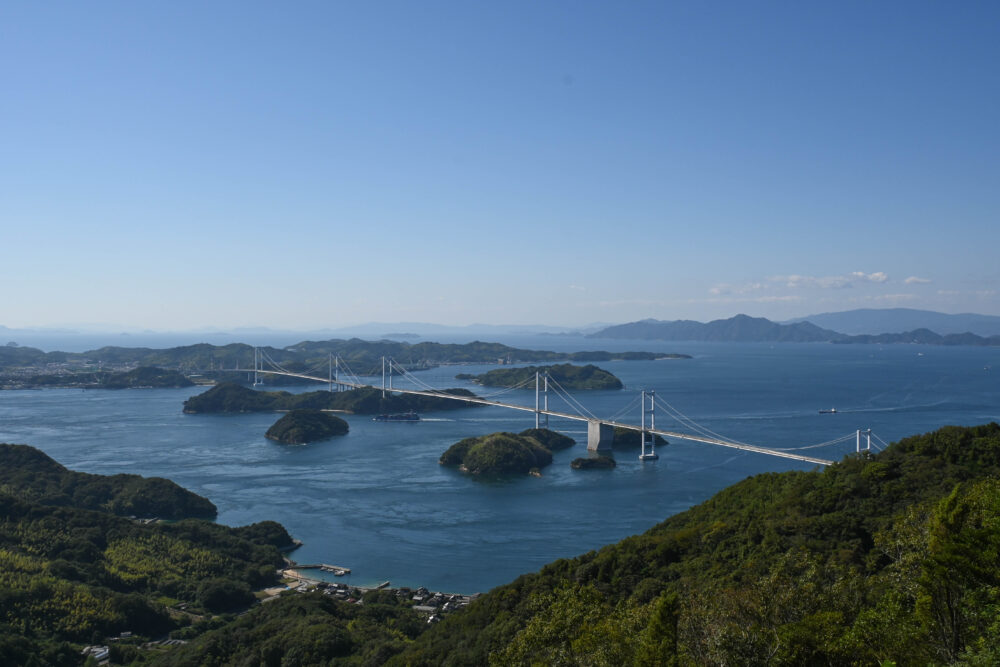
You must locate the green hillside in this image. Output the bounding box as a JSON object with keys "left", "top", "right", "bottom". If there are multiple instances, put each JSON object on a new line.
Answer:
{"left": 394, "top": 423, "right": 1000, "bottom": 665}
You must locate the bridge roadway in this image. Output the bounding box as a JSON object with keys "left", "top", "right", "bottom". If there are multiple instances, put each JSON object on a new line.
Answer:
{"left": 248, "top": 369, "right": 835, "bottom": 466}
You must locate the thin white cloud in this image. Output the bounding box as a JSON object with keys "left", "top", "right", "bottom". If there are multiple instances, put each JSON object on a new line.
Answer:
{"left": 567, "top": 285, "right": 586, "bottom": 292}
{"left": 766, "top": 271, "right": 889, "bottom": 290}
{"left": 904, "top": 276, "right": 931, "bottom": 285}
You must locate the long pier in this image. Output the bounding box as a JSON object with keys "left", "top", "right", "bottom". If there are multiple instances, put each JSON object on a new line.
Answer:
{"left": 242, "top": 368, "right": 834, "bottom": 466}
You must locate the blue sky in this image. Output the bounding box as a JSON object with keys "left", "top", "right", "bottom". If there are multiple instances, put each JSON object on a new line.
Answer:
{"left": 2, "top": 1, "right": 998, "bottom": 330}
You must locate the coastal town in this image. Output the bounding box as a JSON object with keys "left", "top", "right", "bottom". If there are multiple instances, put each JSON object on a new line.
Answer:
{"left": 275, "top": 564, "right": 479, "bottom": 624}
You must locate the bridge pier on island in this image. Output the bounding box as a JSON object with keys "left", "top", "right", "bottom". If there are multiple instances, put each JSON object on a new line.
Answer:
{"left": 587, "top": 421, "right": 615, "bottom": 452}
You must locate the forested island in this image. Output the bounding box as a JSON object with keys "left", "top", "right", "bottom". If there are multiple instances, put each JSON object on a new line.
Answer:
{"left": 456, "top": 363, "right": 623, "bottom": 390}
{"left": 182, "top": 382, "right": 479, "bottom": 415}
{"left": 7, "top": 424, "right": 1000, "bottom": 663}
{"left": 439, "top": 429, "right": 570, "bottom": 475}
{"left": 265, "top": 410, "right": 350, "bottom": 444}
{"left": 571, "top": 455, "right": 617, "bottom": 470}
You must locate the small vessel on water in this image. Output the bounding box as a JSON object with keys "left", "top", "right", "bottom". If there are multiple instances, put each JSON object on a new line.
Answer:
{"left": 372, "top": 412, "right": 420, "bottom": 422}
{"left": 819, "top": 408, "right": 838, "bottom": 414}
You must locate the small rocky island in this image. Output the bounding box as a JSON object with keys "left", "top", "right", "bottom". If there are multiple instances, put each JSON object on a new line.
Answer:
{"left": 456, "top": 363, "right": 623, "bottom": 390}
{"left": 265, "top": 409, "right": 349, "bottom": 444}
{"left": 571, "top": 456, "right": 617, "bottom": 470}
{"left": 440, "top": 428, "right": 573, "bottom": 476}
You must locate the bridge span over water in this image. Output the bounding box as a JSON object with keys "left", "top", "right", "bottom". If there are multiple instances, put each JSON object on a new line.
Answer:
{"left": 222, "top": 351, "right": 885, "bottom": 467}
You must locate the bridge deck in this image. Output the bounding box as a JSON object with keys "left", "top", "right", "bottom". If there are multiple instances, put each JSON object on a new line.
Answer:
{"left": 242, "top": 369, "right": 834, "bottom": 466}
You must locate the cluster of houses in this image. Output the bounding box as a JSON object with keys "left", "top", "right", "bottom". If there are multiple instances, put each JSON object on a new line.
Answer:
{"left": 279, "top": 574, "right": 479, "bottom": 623}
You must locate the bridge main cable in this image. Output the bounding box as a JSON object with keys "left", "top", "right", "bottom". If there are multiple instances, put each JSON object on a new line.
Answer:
{"left": 244, "top": 367, "right": 836, "bottom": 466}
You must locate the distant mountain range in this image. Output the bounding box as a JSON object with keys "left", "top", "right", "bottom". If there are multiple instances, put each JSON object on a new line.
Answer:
{"left": 589, "top": 313, "right": 1000, "bottom": 346}
{"left": 589, "top": 314, "right": 840, "bottom": 342}
{"left": 784, "top": 308, "right": 1000, "bottom": 337}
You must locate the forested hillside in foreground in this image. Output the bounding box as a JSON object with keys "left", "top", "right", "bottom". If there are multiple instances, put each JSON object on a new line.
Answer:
{"left": 5, "top": 424, "right": 1000, "bottom": 665}
{"left": 393, "top": 423, "right": 1000, "bottom": 665}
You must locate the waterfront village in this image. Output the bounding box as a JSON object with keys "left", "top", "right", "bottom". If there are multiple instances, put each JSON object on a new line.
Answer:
{"left": 275, "top": 562, "right": 479, "bottom": 622}
{"left": 80, "top": 558, "right": 479, "bottom": 663}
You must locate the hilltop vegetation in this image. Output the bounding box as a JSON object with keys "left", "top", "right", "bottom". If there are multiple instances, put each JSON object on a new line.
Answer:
{"left": 0, "top": 444, "right": 216, "bottom": 520}
{"left": 8, "top": 423, "right": 1000, "bottom": 664}
{"left": 456, "top": 363, "right": 624, "bottom": 390}
{"left": 182, "top": 382, "right": 479, "bottom": 415}
{"left": 265, "top": 409, "right": 349, "bottom": 444}
{"left": 393, "top": 422, "right": 1000, "bottom": 665}
{"left": 440, "top": 429, "right": 565, "bottom": 475}
{"left": 0, "top": 445, "right": 295, "bottom": 664}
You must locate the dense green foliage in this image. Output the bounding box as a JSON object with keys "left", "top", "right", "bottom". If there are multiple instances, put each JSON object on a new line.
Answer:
{"left": 571, "top": 456, "right": 617, "bottom": 470}
{"left": 395, "top": 423, "right": 1000, "bottom": 665}
{"left": 440, "top": 431, "right": 556, "bottom": 475}
{"left": 150, "top": 591, "right": 426, "bottom": 666}
{"left": 519, "top": 427, "right": 576, "bottom": 451}
{"left": 456, "top": 363, "right": 624, "bottom": 390}
{"left": 183, "top": 382, "right": 479, "bottom": 415}
{"left": 0, "top": 444, "right": 216, "bottom": 519}
{"left": 265, "top": 409, "right": 349, "bottom": 444}
{"left": 0, "top": 447, "right": 296, "bottom": 662}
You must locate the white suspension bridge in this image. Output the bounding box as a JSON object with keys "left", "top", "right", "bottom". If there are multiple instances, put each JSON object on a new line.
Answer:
{"left": 218, "top": 348, "right": 890, "bottom": 467}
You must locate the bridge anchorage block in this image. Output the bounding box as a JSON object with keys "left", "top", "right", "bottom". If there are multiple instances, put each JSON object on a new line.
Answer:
{"left": 587, "top": 421, "right": 615, "bottom": 452}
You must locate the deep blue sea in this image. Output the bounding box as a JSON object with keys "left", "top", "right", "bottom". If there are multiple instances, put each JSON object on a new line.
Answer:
{"left": 2, "top": 337, "right": 999, "bottom": 594}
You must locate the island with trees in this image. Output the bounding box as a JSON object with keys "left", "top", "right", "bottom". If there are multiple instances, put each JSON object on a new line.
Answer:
{"left": 439, "top": 429, "right": 567, "bottom": 475}
{"left": 571, "top": 455, "right": 617, "bottom": 470}
{"left": 456, "top": 363, "right": 624, "bottom": 390}
{"left": 265, "top": 409, "right": 349, "bottom": 444}
{"left": 0, "top": 338, "right": 689, "bottom": 390}
{"left": 182, "top": 382, "right": 479, "bottom": 415}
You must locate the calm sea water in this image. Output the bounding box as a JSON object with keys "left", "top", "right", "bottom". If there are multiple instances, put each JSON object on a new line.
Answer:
{"left": 2, "top": 338, "right": 999, "bottom": 594}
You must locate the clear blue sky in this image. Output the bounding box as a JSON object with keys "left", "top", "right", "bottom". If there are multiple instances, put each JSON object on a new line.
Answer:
{"left": 2, "top": 1, "right": 998, "bottom": 330}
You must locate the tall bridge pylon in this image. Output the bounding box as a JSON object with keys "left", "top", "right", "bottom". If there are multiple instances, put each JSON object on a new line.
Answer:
{"left": 534, "top": 372, "right": 549, "bottom": 429}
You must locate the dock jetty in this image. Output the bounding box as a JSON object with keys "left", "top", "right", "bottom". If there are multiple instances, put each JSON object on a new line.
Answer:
{"left": 295, "top": 563, "right": 352, "bottom": 575}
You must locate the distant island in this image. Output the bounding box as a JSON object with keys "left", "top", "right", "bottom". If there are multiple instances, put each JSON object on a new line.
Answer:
{"left": 456, "top": 363, "right": 624, "bottom": 390}
{"left": 183, "top": 382, "right": 480, "bottom": 415}
{"left": 590, "top": 314, "right": 840, "bottom": 342}
{"left": 0, "top": 365, "right": 194, "bottom": 390}
{"left": 0, "top": 338, "right": 689, "bottom": 389}
{"left": 440, "top": 428, "right": 571, "bottom": 475}
{"left": 590, "top": 313, "right": 1000, "bottom": 346}
{"left": 265, "top": 409, "right": 350, "bottom": 444}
